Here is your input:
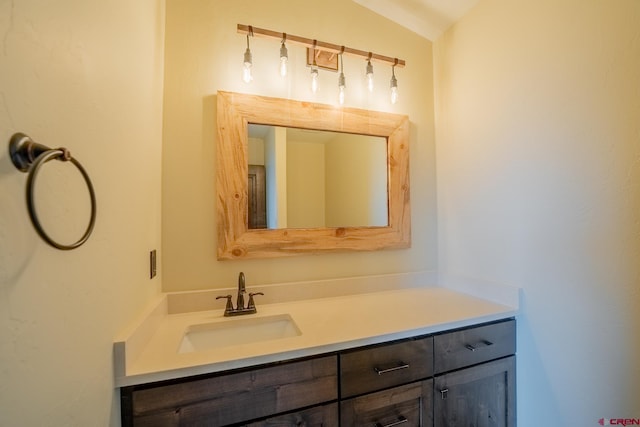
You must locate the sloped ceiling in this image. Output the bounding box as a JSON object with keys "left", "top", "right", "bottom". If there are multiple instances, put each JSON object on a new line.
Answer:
{"left": 353, "top": 0, "right": 479, "bottom": 40}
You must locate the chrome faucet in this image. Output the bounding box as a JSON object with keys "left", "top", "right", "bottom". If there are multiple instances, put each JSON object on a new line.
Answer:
{"left": 216, "top": 272, "right": 263, "bottom": 317}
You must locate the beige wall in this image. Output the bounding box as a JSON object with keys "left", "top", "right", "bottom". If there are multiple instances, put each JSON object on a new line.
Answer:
{"left": 325, "top": 134, "right": 388, "bottom": 226}
{"left": 286, "top": 140, "right": 326, "bottom": 228}
{"left": 267, "top": 126, "right": 288, "bottom": 228}
{"left": 434, "top": 0, "right": 640, "bottom": 424}
{"left": 162, "top": 0, "right": 436, "bottom": 290}
{"left": 0, "top": 1, "right": 165, "bottom": 425}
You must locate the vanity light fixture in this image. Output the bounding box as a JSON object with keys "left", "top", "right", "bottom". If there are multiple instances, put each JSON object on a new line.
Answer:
{"left": 366, "top": 53, "right": 374, "bottom": 93}
{"left": 242, "top": 28, "right": 254, "bottom": 83}
{"left": 338, "top": 52, "right": 346, "bottom": 105}
{"left": 236, "top": 24, "right": 406, "bottom": 104}
{"left": 310, "top": 41, "right": 319, "bottom": 93}
{"left": 390, "top": 60, "right": 399, "bottom": 104}
{"left": 279, "top": 34, "right": 288, "bottom": 77}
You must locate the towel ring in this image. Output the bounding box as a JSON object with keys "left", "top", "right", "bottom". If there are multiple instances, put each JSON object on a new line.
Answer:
{"left": 9, "top": 133, "right": 97, "bottom": 250}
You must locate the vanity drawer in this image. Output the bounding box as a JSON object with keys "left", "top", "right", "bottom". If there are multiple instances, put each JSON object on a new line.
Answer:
{"left": 127, "top": 356, "right": 337, "bottom": 427}
{"left": 340, "top": 336, "right": 433, "bottom": 398}
{"left": 245, "top": 402, "right": 338, "bottom": 427}
{"left": 434, "top": 319, "right": 515, "bottom": 374}
{"left": 341, "top": 379, "right": 433, "bottom": 427}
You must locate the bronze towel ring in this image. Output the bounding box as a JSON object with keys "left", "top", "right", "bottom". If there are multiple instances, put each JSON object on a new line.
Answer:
{"left": 9, "top": 132, "right": 96, "bottom": 250}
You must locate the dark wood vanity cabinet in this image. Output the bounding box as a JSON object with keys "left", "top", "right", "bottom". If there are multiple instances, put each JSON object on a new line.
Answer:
{"left": 120, "top": 319, "right": 516, "bottom": 427}
{"left": 120, "top": 356, "right": 338, "bottom": 427}
{"left": 433, "top": 320, "right": 517, "bottom": 427}
{"left": 340, "top": 336, "right": 434, "bottom": 426}
{"left": 434, "top": 356, "right": 515, "bottom": 427}
{"left": 244, "top": 402, "right": 339, "bottom": 427}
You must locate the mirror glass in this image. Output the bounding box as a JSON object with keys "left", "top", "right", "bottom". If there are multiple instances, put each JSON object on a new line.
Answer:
{"left": 216, "top": 91, "right": 410, "bottom": 260}
{"left": 247, "top": 124, "right": 388, "bottom": 230}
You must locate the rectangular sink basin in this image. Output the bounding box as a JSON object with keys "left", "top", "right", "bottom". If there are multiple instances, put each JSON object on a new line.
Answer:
{"left": 178, "top": 314, "right": 301, "bottom": 353}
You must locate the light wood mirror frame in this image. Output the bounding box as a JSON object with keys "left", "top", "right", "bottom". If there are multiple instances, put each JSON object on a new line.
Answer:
{"left": 216, "top": 91, "right": 410, "bottom": 260}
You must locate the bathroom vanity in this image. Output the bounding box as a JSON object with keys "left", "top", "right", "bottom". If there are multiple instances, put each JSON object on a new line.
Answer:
{"left": 121, "top": 318, "right": 515, "bottom": 426}
{"left": 115, "top": 281, "right": 518, "bottom": 427}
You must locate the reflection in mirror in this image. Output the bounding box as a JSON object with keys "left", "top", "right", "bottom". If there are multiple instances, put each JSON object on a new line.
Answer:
{"left": 216, "top": 91, "right": 410, "bottom": 260}
{"left": 248, "top": 124, "right": 388, "bottom": 230}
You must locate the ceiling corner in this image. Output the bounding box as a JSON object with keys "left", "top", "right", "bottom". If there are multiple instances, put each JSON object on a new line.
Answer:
{"left": 353, "top": 0, "right": 479, "bottom": 41}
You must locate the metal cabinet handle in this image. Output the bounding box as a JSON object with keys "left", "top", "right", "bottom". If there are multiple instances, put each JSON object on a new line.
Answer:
{"left": 375, "top": 415, "right": 408, "bottom": 427}
{"left": 465, "top": 340, "right": 494, "bottom": 352}
{"left": 440, "top": 388, "right": 449, "bottom": 400}
{"left": 374, "top": 361, "right": 410, "bottom": 375}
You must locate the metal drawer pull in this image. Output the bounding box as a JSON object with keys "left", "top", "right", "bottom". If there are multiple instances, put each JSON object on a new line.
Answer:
{"left": 374, "top": 361, "right": 410, "bottom": 375}
{"left": 375, "top": 415, "right": 408, "bottom": 427}
{"left": 465, "top": 340, "right": 494, "bottom": 352}
{"left": 440, "top": 388, "right": 449, "bottom": 399}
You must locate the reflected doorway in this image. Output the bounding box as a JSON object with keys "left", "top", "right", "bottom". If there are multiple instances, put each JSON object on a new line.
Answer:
{"left": 248, "top": 165, "right": 266, "bottom": 229}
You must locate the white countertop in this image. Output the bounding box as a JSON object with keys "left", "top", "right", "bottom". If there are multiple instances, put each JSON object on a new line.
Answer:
{"left": 114, "top": 283, "right": 517, "bottom": 387}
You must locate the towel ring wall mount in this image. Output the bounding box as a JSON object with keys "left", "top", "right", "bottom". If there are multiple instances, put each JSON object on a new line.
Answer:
{"left": 9, "top": 132, "right": 97, "bottom": 250}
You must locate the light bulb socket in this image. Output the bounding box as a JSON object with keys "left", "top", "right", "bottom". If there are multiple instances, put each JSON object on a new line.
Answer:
{"left": 280, "top": 43, "right": 288, "bottom": 60}
{"left": 366, "top": 60, "right": 373, "bottom": 77}
{"left": 244, "top": 48, "right": 252, "bottom": 66}
{"left": 339, "top": 72, "right": 346, "bottom": 88}
{"left": 390, "top": 74, "right": 397, "bottom": 89}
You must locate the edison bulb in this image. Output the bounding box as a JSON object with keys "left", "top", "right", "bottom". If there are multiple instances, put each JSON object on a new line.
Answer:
{"left": 366, "top": 60, "right": 374, "bottom": 92}
{"left": 390, "top": 73, "right": 398, "bottom": 104}
{"left": 243, "top": 64, "right": 252, "bottom": 83}
{"left": 279, "top": 42, "right": 288, "bottom": 77}
{"left": 311, "top": 68, "right": 319, "bottom": 93}
{"left": 242, "top": 48, "right": 252, "bottom": 83}
{"left": 390, "top": 86, "right": 398, "bottom": 104}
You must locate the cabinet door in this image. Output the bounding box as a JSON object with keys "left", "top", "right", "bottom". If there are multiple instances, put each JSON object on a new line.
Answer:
{"left": 434, "top": 356, "right": 515, "bottom": 427}
{"left": 341, "top": 380, "right": 433, "bottom": 427}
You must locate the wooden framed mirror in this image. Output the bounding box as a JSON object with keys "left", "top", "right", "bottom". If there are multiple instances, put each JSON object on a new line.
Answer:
{"left": 216, "top": 91, "right": 410, "bottom": 260}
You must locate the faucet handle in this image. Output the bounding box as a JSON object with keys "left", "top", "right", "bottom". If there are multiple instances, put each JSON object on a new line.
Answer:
{"left": 247, "top": 292, "right": 264, "bottom": 310}
{"left": 216, "top": 294, "right": 233, "bottom": 313}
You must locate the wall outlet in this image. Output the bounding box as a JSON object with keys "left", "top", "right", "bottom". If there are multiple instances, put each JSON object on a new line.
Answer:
{"left": 150, "top": 249, "right": 157, "bottom": 279}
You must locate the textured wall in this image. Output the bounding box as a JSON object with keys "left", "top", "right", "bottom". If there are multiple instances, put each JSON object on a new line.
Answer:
{"left": 434, "top": 0, "right": 640, "bottom": 424}
{"left": 161, "top": 0, "right": 437, "bottom": 291}
{"left": 0, "top": 1, "right": 165, "bottom": 425}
